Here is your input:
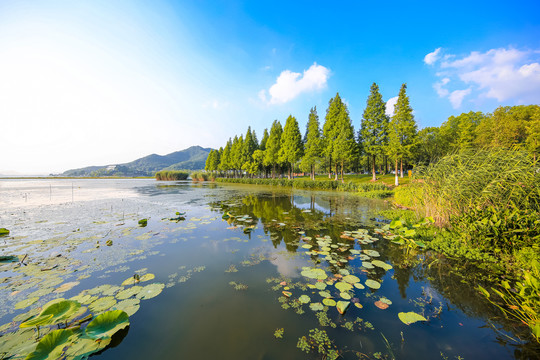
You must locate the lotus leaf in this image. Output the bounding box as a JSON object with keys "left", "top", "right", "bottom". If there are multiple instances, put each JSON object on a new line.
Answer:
{"left": 89, "top": 296, "right": 117, "bottom": 313}
{"left": 138, "top": 219, "right": 148, "bottom": 227}
{"left": 40, "top": 300, "right": 82, "bottom": 325}
{"left": 65, "top": 337, "right": 111, "bottom": 359}
{"left": 340, "top": 292, "right": 351, "bottom": 300}
{"left": 113, "top": 299, "right": 140, "bottom": 316}
{"left": 25, "top": 329, "right": 75, "bottom": 360}
{"left": 354, "top": 303, "right": 363, "bottom": 309}
{"left": 336, "top": 301, "right": 350, "bottom": 315}
{"left": 335, "top": 282, "right": 353, "bottom": 292}
{"left": 0, "top": 228, "right": 9, "bottom": 236}
{"left": 343, "top": 275, "right": 360, "bottom": 284}
{"left": 353, "top": 283, "right": 365, "bottom": 290}
{"left": 85, "top": 310, "right": 130, "bottom": 340}
{"left": 20, "top": 314, "right": 54, "bottom": 328}
{"left": 380, "top": 297, "right": 392, "bottom": 305}
{"left": 322, "top": 298, "right": 336, "bottom": 306}
{"left": 365, "top": 279, "right": 381, "bottom": 289}
{"left": 398, "top": 311, "right": 427, "bottom": 325}
{"left": 309, "top": 302, "right": 324, "bottom": 311}
{"left": 339, "top": 269, "right": 350, "bottom": 276}
{"left": 136, "top": 283, "right": 164, "bottom": 300}
{"left": 282, "top": 291, "right": 292, "bottom": 298}
{"left": 300, "top": 268, "right": 327, "bottom": 280}
{"left": 116, "top": 286, "right": 143, "bottom": 300}
{"left": 362, "top": 262, "right": 374, "bottom": 269}
{"left": 0, "top": 255, "right": 17, "bottom": 262}
{"left": 0, "top": 329, "right": 36, "bottom": 358}
{"left": 371, "top": 260, "right": 393, "bottom": 271}
{"left": 301, "top": 244, "right": 312, "bottom": 249}
{"left": 14, "top": 297, "right": 39, "bottom": 310}
{"left": 298, "top": 295, "right": 311, "bottom": 304}
{"left": 374, "top": 300, "right": 389, "bottom": 309}
{"left": 319, "top": 291, "right": 331, "bottom": 298}
{"left": 363, "top": 250, "right": 380, "bottom": 257}
{"left": 70, "top": 294, "right": 97, "bottom": 305}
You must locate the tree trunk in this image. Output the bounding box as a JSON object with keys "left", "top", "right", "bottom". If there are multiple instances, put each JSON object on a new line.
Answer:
{"left": 272, "top": 164, "right": 276, "bottom": 179}
{"left": 341, "top": 160, "right": 344, "bottom": 183}
{"left": 394, "top": 158, "right": 399, "bottom": 186}
{"left": 385, "top": 156, "right": 388, "bottom": 174}
{"left": 290, "top": 162, "right": 294, "bottom": 179}
{"left": 311, "top": 165, "right": 315, "bottom": 181}
{"left": 328, "top": 157, "right": 332, "bottom": 179}
{"left": 400, "top": 158, "right": 404, "bottom": 178}
{"left": 372, "top": 155, "right": 376, "bottom": 181}
{"left": 334, "top": 163, "right": 338, "bottom": 181}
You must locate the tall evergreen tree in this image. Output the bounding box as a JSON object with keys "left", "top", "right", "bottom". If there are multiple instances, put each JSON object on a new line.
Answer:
{"left": 260, "top": 128, "right": 269, "bottom": 151}
{"left": 264, "top": 120, "right": 283, "bottom": 178}
{"left": 360, "top": 83, "right": 389, "bottom": 181}
{"left": 323, "top": 93, "right": 348, "bottom": 180}
{"left": 301, "top": 107, "right": 322, "bottom": 180}
{"left": 332, "top": 103, "right": 356, "bottom": 182}
{"left": 219, "top": 139, "right": 232, "bottom": 175}
{"left": 387, "top": 83, "right": 417, "bottom": 185}
{"left": 279, "top": 115, "right": 304, "bottom": 179}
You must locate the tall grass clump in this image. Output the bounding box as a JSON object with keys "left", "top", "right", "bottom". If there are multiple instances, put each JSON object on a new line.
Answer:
{"left": 155, "top": 170, "right": 189, "bottom": 181}
{"left": 415, "top": 148, "right": 540, "bottom": 252}
{"left": 190, "top": 171, "right": 210, "bottom": 181}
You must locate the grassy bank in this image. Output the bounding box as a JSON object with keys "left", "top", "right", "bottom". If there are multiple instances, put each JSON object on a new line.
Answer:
{"left": 155, "top": 170, "right": 189, "bottom": 181}
{"left": 379, "top": 148, "right": 540, "bottom": 342}
{"left": 215, "top": 177, "right": 394, "bottom": 198}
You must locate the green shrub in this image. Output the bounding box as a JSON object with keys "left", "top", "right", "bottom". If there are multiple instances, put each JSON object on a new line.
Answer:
{"left": 155, "top": 170, "right": 189, "bottom": 181}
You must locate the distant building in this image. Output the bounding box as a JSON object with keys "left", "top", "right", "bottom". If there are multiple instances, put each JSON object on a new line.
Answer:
{"left": 106, "top": 165, "right": 117, "bottom": 171}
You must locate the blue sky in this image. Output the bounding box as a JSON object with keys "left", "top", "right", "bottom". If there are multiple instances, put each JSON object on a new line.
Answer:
{"left": 1, "top": 0, "right": 539, "bottom": 174}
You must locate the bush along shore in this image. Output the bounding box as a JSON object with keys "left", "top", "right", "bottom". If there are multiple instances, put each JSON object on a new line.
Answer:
{"left": 215, "top": 177, "right": 394, "bottom": 199}
{"left": 380, "top": 148, "right": 540, "bottom": 344}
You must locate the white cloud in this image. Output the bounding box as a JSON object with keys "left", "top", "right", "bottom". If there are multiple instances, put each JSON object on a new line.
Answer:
{"left": 424, "top": 47, "right": 442, "bottom": 65}
{"left": 385, "top": 96, "right": 398, "bottom": 116}
{"left": 426, "top": 46, "right": 540, "bottom": 106}
{"left": 449, "top": 88, "right": 472, "bottom": 108}
{"left": 433, "top": 77, "right": 450, "bottom": 97}
{"left": 262, "top": 63, "right": 330, "bottom": 104}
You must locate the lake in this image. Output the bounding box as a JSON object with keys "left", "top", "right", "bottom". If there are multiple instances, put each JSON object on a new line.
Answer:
{"left": 0, "top": 179, "right": 534, "bottom": 359}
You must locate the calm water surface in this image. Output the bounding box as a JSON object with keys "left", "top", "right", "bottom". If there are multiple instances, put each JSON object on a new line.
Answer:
{"left": 0, "top": 179, "right": 535, "bottom": 359}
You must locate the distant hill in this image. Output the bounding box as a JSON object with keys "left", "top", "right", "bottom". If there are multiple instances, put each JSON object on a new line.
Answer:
{"left": 62, "top": 146, "right": 212, "bottom": 177}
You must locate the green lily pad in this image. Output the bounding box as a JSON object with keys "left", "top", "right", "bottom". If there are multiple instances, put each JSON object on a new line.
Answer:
{"left": 19, "top": 314, "right": 54, "bottom": 329}
{"left": 354, "top": 283, "right": 365, "bottom": 290}
{"left": 363, "top": 249, "right": 380, "bottom": 257}
{"left": 336, "top": 301, "right": 350, "bottom": 314}
{"left": 340, "top": 292, "right": 351, "bottom": 300}
{"left": 365, "top": 279, "right": 381, "bottom": 289}
{"left": 372, "top": 260, "right": 393, "bottom": 271}
{"left": 116, "top": 286, "right": 143, "bottom": 300}
{"left": 362, "top": 261, "right": 375, "bottom": 269}
{"left": 136, "top": 283, "right": 164, "bottom": 300}
{"left": 65, "top": 337, "right": 112, "bottom": 359}
{"left": 314, "top": 282, "right": 327, "bottom": 290}
{"left": 301, "top": 244, "right": 312, "bottom": 249}
{"left": 26, "top": 329, "right": 75, "bottom": 360}
{"left": 298, "top": 295, "right": 311, "bottom": 304}
{"left": 0, "top": 228, "right": 10, "bottom": 236}
{"left": 343, "top": 275, "right": 360, "bottom": 284}
{"left": 14, "top": 297, "right": 39, "bottom": 310}
{"left": 398, "top": 311, "right": 427, "bottom": 325}
{"left": 322, "top": 298, "right": 336, "bottom": 306}
{"left": 335, "top": 282, "right": 353, "bottom": 292}
{"left": 85, "top": 310, "right": 130, "bottom": 340}
{"left": 300, "top": 267, "right": 327, "bottom": 280}
{"left": 89, "top": 296, "right": 117, "bottom": 313}
{"left": 138, "top": 219, "right": 148, "bottom": 227}
{"left": 40, "top": 300, "right": 82, "bottom": 325}
{"left": 319, "top": 291, "right": 331, "bottom": 298}
{"left": 113, "top": 299, "right": 141, "bottom": 316}
{"left": 309, "top": 302, "right": 324, "bottom": 311}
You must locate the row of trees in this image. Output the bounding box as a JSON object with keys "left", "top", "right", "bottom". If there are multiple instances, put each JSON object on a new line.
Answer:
{"left": 206, "top": 84, "right": 540, "bottom": 185}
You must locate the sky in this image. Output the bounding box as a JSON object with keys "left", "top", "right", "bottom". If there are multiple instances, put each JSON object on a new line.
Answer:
{"left": 1, "top": 0, "right": 539, "bottom": 174}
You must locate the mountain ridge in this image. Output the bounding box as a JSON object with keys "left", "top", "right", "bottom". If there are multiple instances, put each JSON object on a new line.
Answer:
{"left": 62, "top": 145, "right": 212, "bottom": 176}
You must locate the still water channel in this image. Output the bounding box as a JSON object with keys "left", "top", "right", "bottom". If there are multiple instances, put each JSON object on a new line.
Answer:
{"left": 0, "top": 179, "right": 534, "bottom": 359}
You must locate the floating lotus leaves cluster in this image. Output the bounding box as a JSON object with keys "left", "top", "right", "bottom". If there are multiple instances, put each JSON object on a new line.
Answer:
{"left": 85, "top": 310, "right": 130, "bottom": 339}
{"left": 365, "top": 279, "right": 381, "bottom": 289}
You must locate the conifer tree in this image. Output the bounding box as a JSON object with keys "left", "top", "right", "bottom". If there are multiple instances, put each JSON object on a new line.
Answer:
{"left": 264, "top": 120, "right": 283, "bottom": 178}
{"left": 219, "top": 139, "right": 232, "bottom": 175}
{"left": 332, "top": 103, "right": 356, "bottom": 182}
{"left": 387, "top": 83, "right": 417, "bottom": 185}
{"left": 323, "top": 93, "right": 348, "bottom": 180}
{"left": 301, "top": 107, "right": 322, "bottom": 180}
{"left": 260, "top": 128, "right": 269, "bottom": 151}
{"left": 279, "top": 115, "right": 304, "bottom": 179}
{"left": 360, "top": 83, "right": 389, "bottom": 181}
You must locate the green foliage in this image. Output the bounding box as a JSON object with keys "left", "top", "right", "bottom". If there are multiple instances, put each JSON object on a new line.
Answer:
{"left": 190, "top": 171, "right": 209, "bottom": 181}
{"left": 85, "top": 310, "right": 130, "bottom": 340}
{"left": 279, "top": 115, "right": 304, "bottom": 178}
{"left": 296, "top": 328, "right": 339, "bottom": 360}
{"left": 361, "top": 83, "right": 389, "bottom": 180}
{"left": 264, "top": 120, "right": 283, "bottom": 178}
{"left": 0, "top": 228, "right": 9, "bottom": 236}
{"left": 479, "top": 260, "right": 540, "bottom": 342}
{"left": 274, "top": 328, "right": 284, "bottom": 339}
{"left": 155, "top": 170, "right": 189, "bottom": 181}
{"left": 414, "top": 148, "right": 540, "bottom": 252}
{"left": 301, "top": 107, "right": 323, "bottom": 180}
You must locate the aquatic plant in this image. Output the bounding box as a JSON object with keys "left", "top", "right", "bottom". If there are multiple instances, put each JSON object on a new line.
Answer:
{"left": 0, "top": 228, "right": 10, "bottom": 236}
{"left": 296, "top": 328, "right": 339, "bottom": 360}
{"left": 274, "top": 328, "right": 284, "bottom": 339}
{"left": 155, "top": 170, "right": 189, "bottom": 181}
